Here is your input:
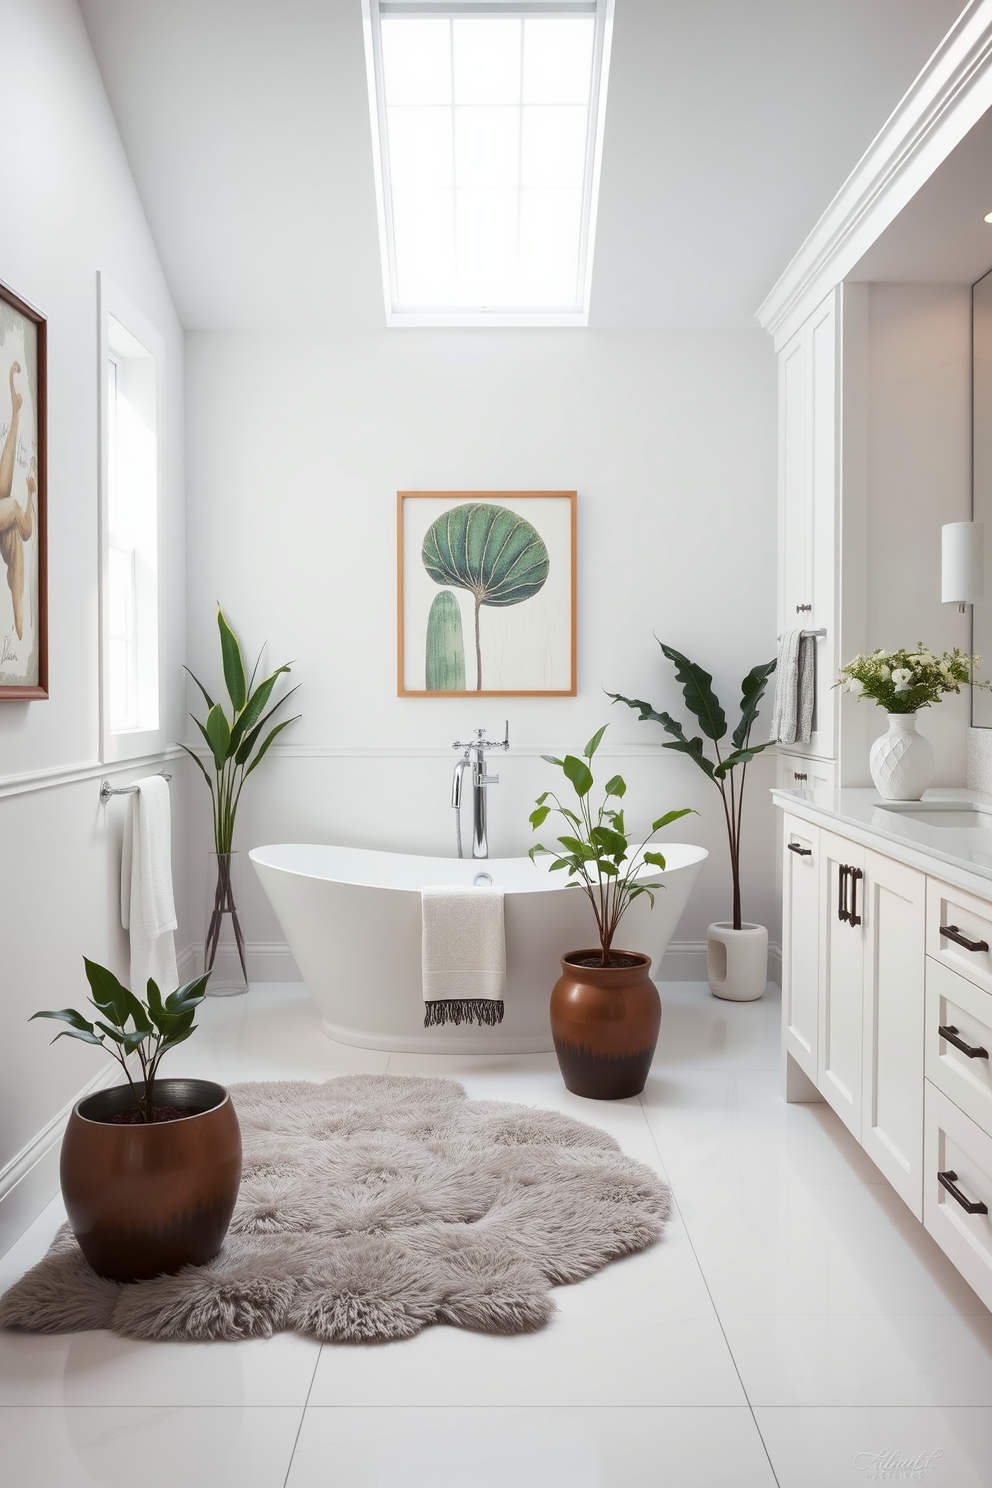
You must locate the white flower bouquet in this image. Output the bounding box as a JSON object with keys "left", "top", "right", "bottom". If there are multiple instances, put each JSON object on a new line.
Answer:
{"left": 837, "top": 645, "right": 984, "bottom": 714}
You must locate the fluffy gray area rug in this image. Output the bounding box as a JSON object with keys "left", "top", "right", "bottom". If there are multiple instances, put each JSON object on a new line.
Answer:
{"left": 0, "top": 1074, "right": 671, "bottom": 1344}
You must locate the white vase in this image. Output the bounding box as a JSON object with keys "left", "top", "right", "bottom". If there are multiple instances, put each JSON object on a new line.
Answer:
{"left": 706, "top": 922, "right": 768, "bottom": 1001}
{"left": 868, "top": 712, "right": 934, "bottom": 801}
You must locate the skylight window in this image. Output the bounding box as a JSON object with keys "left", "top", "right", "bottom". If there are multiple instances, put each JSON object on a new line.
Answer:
{"left": 363, "top": 0, "right": 614, "bottom": 326}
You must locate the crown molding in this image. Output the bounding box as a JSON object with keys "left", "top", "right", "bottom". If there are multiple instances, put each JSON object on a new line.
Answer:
{"left": 756, "top": 0, "right": 992, "bottom": 351}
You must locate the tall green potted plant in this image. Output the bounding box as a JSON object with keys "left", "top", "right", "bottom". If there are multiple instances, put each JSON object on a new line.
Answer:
{"left": 183, "top": 609, "right": 300, "bottom": 994}
{"left": 609, "top": 642, "right": 776, "bottom": 1002}
{"left": 29, "top": 959, "right": 241, "bottom": 1283}
{"left": 530, "top": 725, "right": 694, "bottom": 1097}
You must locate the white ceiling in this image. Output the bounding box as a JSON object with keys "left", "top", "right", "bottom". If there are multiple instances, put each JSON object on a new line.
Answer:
{"left": 76, "top": 0, "right": 968, "bottom": 332}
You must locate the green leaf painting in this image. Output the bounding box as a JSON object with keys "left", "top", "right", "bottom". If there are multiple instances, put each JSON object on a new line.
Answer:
{"left": 422, "top": 502, "right": 549, "bottom": 690}
{"left": 425, "top": 590, "right": 466, "bottom": 691}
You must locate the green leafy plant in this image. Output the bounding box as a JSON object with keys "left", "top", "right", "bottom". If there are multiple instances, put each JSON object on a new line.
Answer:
{"left": 529, "top": 724, "right": 694, "bottom": 966}
{"left": 182, "top": 608, "right": 301, "bottom": 856}
{"left": 837, "top": 644, "right": 986, "bottom": 713}
{"left": 422, "top": 503, "right": 549, "bottom": 690}
{"left": 609, "top": 643, "right": 777, "bottom": 932}
{"left": 31, "top": 960, "right": 209, "bottom": 1123}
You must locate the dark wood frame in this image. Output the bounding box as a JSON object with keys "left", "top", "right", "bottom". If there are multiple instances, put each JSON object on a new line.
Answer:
{"left": 398, "top": 490, "right": 577, "bottom": 697}
{"left": 0, "top": 279, "right": 47, "bottom": 700}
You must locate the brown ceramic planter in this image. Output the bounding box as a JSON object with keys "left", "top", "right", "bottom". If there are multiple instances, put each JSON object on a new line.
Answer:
{"left": 550, "top": 950, "right": 660, "bottom": 1100}
{"left": 60, "top": 1078, "right": 242, "bottom": 1283}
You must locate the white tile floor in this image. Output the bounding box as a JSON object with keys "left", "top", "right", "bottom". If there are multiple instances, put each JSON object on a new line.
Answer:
{"left": 2, "top": 981, "right": 992, "bottom": 1487}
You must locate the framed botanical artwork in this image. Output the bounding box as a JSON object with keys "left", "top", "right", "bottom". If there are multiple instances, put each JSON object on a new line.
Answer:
{"left": 398, "top": 491, "right": 576, "bottom": 696}
{"left": 0, "top": 280, "right": 47, "bottom": 699}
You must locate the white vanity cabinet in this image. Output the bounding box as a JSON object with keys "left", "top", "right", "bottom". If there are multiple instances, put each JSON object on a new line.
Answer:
{"left": 779, "top": 797, "right": 992, "bottom": 1306}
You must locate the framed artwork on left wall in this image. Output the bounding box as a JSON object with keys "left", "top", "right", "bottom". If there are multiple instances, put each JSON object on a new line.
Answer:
{"left": 0, "top": 280, "right": 47, "bottom": 699}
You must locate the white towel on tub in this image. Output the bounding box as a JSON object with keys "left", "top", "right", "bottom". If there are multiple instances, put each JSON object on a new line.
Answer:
{"left": 421, "top": 885, "right": 505, "bottom": 1028}
{"left": 121, "top": 775, "right": 178, "bottom": 998}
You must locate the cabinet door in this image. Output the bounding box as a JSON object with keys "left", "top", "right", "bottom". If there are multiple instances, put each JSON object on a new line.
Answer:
{"left": 776, "top": 752, "right": 837, "bottom": 793}
{"left": 778, "top": 324, "right": 809, "bottom": 635}
{"left": 862, "top": 851, "right": 926, "bottom": 1217}
{"left": 807, "top": 295, "right": 837, "bottom": 758}
{"left": 781, "top": 815, "right": 820, "bottom": 1083}
{"left": 818, "top": 830, "right": 865, "bottom": 1138}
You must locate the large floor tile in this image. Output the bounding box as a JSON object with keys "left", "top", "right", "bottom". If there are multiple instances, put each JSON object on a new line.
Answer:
{"left": 754, "top": 1406, "right": 992, "bottom": 1488}
{"left": 288, "top": 1406, "right": 778, "bottom": 1488}
{"left": 723, "top": 1312, "right": 992, "bottom": 1405}
{"left": 674, "top": 1179, "right": 987, "bottom": 1316}
{"left": 0, "top": 1405, "right": 304, "bottom": 1488}
{"left": 640, "top": 1067, "right": 885, "bottom": 1186}
{"left": 307, "top": 1236, "right": 746, "bottom": 1408}
{"left": 653, "top": 982, "right": 781, "bottom": 1072}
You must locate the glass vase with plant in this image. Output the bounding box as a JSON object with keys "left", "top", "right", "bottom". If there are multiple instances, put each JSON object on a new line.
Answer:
{"left": 529, "top": 724, "right": 694, "bottom": 967}
{"left": 608, "top": 642, "right": 777, "bottom": 932}
{"left": 182, "top": 608, "right": 300, "bottom": 989}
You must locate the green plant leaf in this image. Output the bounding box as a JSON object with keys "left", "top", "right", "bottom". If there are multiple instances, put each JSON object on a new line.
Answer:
{"left": 661, "top": 735, "right": 716, "bottom": 779}
{"left": 230, "top": 669, "right": 294, "bottom": 753}
{"left": 183, "top": 665, "right": 216, "bottom": 713}
{"left": 178, "top": 742, "right": 215, "bottom": 797}
{"left": 123, "top": 989, "right": 152, "bottom": 1034}
{"left": 241, "top": 715, "right": 300, "bottom": 782}
{"left": 659, "top": 643, "right": 727, "bottom": 741}
{"left": 83, "top": 958, "right": 130, "bottom": 1027}
{"left": 166, "top": 974, "right": 210, "bottom": 1012}
{"left": 541, "top": 754, "right": 563, "bottom": 766}
{"left": 604, "top": 774, "right": 626, "bottom": 797}
{"left": 643, "top": 850, "right": 667, "bottom": 869}
{"left": 156, "top": 1027, "right": 196, "bottom": 1058}
{"left": 590, "top": 825, "right": 627, "bottom": 857}
{"left": 422, "top": 503, "right": 550, "bottom": 610}
{"left": 651, "top": 807, "right": 696, "bottom": 830}
{"left": 30, "top": 1007, "right": 97, "bottom": 1034}
{"left": 733, "top": 657, "right": 777, "bottom": 750}
{"left": 218, "top": 609, "right": 247, "bottom": 714}
{"left": 49, "top": 1027, "right": 106, "bottom": 1047}
{"left": 608, "top": 692, "right": 717, "bottom": 779}
{"left": 205, "top": 703, "right": 232, "bottom": 770}
{"left": 713, "top": 745, "right": 771, "bottom": 779}
{"left": 583, "top": 724, "right": 608, "bottom": 759}
{"left": 562, "top": 754, "right": 593, "bottom": 797}
{"left": 529, "top": 805, "right": 550, "bottom": 828}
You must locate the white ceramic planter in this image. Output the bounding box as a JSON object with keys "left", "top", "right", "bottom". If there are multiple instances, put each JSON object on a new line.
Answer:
{"left": 706, "top": 922, "right": 768, "bottom": 1002}
{"left": 868, "top": 712, "right": 934, "bottom": 801}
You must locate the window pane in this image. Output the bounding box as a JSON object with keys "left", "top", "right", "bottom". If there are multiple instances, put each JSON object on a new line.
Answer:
{"left": 519, "top": 188, "right": 582, "bottom": 304}
{"left": 393, "top": 188, "right": 455, "bottom": 304}
{"left": 455, "top": 189, "right": 519, "bottom": 305}
{"left": 387, "top": 106, "right": 453, "bottom": 190}
{"left": 452, "top": 18, "right": 520, "bottom": 106}
{"left": 522, "top": 18, "right": 595, "bottom": 105}
{"left": 454, "top": 106, "right": 519, "bottom": 190}
{"left": 381, "top": 17, "right": 451, "bottom": 105}
{"left": 520, "top": 105, "right": 588, "bottom": 190}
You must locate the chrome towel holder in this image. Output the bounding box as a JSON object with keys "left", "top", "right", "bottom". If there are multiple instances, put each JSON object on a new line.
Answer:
{"left": 100, "top": 771, "right": 171, "bottom": 805}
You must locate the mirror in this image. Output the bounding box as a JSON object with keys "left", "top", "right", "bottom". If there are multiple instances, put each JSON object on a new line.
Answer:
{"left": 973, "top": 267, "right": 992, "bottom": 725}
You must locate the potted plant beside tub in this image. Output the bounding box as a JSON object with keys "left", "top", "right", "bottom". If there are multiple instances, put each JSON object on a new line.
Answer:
{"left": 31, "top": 959, "right": 241, "bottom": 1283}
{"left": 530, "top": 725, "right": 694, "bottom": 1099}
{"left": 609, "top": 642, "right": 777, "bottom": 1003}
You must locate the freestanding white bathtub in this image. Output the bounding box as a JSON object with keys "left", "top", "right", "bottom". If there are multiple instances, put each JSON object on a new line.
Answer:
{"left": 249, "top": 843, "right": 708, "bottom": 1053}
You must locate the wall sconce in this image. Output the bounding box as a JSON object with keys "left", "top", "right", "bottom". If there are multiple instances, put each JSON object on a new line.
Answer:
{"left": 942, "top": 522, "right": 985, "bottom": 613}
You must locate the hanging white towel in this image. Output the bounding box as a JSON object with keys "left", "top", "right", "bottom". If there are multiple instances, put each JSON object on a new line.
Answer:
{"left": 422, "top": 885, "right": 505, "bottom": 1028}
{"left": 121, "top": 775, "right": 178, "bottom": 998}
{"left": 770, "top": 630, "right": 816, "bottom": 745}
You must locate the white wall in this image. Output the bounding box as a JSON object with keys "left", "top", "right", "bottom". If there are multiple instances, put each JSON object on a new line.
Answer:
{"left": 0, "top": 0, "right": 186, "bottom": 1250}
{"left": 865, "top": 284, "right": 973, "bottom": 782}
{"left": 184, "top": 327, "right": 779, "bottom": 974}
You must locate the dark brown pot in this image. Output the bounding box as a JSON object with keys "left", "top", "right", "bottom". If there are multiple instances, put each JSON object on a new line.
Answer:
{"left": 550, "top": 950, "right": 660, "bottom": 1100}
{"left": 60, "top": 1078, "right": 242, "bottom": 1283}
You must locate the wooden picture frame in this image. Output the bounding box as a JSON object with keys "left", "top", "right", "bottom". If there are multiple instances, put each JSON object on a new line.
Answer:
{"left": 398, "top": 490, "right": 576, "bottom": 697}
{"left": 0, "top": 280, "right": 47, "bottom": 700}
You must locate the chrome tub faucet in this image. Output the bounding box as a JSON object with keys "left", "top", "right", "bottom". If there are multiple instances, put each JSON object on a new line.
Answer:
{"left": 451, "top": 722, "right": 510, "bottom": 859}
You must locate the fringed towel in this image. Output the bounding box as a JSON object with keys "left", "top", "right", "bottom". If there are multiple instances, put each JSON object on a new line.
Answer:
{"left": 422, "top": 885, "right": 505, "bottom": 1028}
{"left": 121, "top": 775, "right": 178, "bottom": 997}
{"left": 770, "top": 629, "right": 815, "bottom": 745}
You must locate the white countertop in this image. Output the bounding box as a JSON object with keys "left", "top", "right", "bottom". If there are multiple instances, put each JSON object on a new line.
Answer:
{"left": 771, "top": 785, "right": 992, "bottom": 895}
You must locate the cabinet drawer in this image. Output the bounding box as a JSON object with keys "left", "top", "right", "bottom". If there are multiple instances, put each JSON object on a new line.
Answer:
{"left": 926, "top": 878, "right": 992, "bottom": 996}
{"left": 925, "top": 957, "right": 992, "bottom": 1138}
{"left": 924, "top": 1082, "right": 992, "bottom": 1312}
{"left": 776, "top": 752, "right": 837, "bottom": 791}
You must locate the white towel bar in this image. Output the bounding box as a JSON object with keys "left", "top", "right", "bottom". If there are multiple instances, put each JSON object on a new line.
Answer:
{"left": 100, "top": 771, "right": 171, "bottom": 804}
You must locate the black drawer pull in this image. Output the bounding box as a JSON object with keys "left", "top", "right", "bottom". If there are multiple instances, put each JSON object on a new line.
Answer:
{"left": 849, "top": 866, "right": 863, "bottom": 928}
{"left": 940, "top": 924, "right": 990, "bottom": 953}
{"left": 838, "top": 864, "right": 850, "bottom": 922}
{"left": 796, "top": 604, "right": 812, "bottom": 613}
{"left": 793, "top": 771, "right": 808, "bottom": 783}
{"left": 938, "top": 1025, "right": 990, "bottom": 1060}
{"left": 787, "top": 842, "right": 812, "bottom": 856}
{"left": 937, "top": 1170, "right": 989, "bottom": 1215}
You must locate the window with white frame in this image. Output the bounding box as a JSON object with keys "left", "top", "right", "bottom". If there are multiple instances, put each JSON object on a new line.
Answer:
{"left": 102, "top": 295, "right": 161, "bottom": 753}
{"left": 363, "top": 0, "right": 614, "bottom": 326}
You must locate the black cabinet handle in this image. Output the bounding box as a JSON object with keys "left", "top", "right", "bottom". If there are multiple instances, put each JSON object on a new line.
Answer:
{"left": 937, "top": 1170, "right": 989, "bottom": 1215}
{"left": 938, "top": 1025, "right": 990, "bottom": 1060}
{"left": 849, "top": 866, "right": 863, "bottom": 928}
{"left": 788, "top": 842, "right": 812, "bottom": 857}
{"left": 796, "top": 604, "right": 812, "bottom": 613}
{"left": 793, "top": 771, "right": 808, "bottom": 783}
{"left": 838, "top": 864, "right": 850, "bottom": 922}
{"left": 940, "top": 924, "right": 990, "bottom": 953}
